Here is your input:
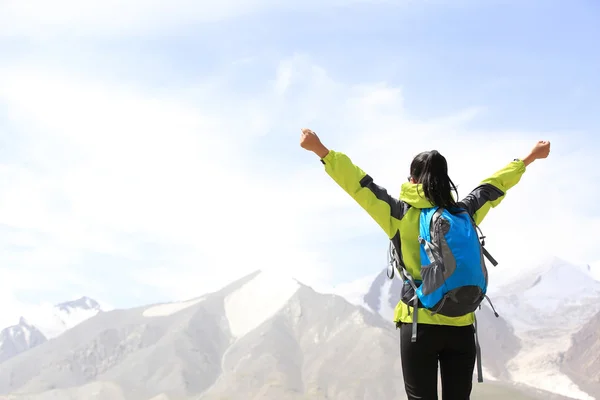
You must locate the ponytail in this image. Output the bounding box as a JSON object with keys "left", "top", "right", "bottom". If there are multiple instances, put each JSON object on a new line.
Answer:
{"left": 410, "top": 150, "right": 458, "bottom": 208}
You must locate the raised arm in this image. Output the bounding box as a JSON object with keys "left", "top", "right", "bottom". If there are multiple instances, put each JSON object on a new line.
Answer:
{"left": 300, "top": 128, "right": 406, "bottom": 238}
{"left": 458, "top": 140, "right": 551, "bottom": 225}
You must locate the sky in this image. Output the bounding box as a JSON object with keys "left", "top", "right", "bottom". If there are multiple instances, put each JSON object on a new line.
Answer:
{"left": 0, "top": 0, "right": 599, "bottom": 325}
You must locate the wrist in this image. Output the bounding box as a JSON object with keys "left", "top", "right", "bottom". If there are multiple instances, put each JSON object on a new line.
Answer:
{"left": 522, "top": 153, "right": 536, "bottom": 167}
{"left": 314, "top": 144, "right": 330, "bottom": 159}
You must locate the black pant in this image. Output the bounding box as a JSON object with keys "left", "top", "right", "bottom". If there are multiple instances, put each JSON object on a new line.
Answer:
{"left": 400, "top": 322, "right": 476, "bottom": 400}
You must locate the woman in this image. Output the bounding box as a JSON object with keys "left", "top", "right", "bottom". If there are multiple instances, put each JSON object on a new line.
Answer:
{"left": 299, "top": 128, "right": 551, "bottom": 400}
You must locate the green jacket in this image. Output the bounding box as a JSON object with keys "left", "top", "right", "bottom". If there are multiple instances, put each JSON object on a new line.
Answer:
{"left": 321, "top": 150, "right": 527, "bottom": 327}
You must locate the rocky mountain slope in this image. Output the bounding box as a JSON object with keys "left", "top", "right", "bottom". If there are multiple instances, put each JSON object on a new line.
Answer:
{"left": 561, "top": 310, "right": 600, "bottom": 398}
{"left": 0, "top": 270, "right": 578, "bottom": 400}
{"left": 490, "top": 258, "right": 600, "bottom": 400}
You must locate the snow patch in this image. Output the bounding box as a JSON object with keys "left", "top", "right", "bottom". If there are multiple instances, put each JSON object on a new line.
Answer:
{"left": 481, "top": 367, "right": 497, "bottom": 382}
{"left": 224, "top": 270, "right": 300, "bottom": 338}
{"left": 143, "top": 298, "right": 203, "bottom": 317}
{"left": 22, "top": 324, "right": 31, "bottom": 345}
{"left": 378, "top": 278, "right": 395, "bottom": 321}
{"left": 84, "top": 297, "right": 96, "bottom": 309}
{"left": 44, "top": 306, "right": 98, "bottom": 338}
{"left": 520, "top": 262, "right": 600, "bottom": 312}
{"left": 589, "top": 260, "right": 600, "bottom": 281}
{"left": 507, "top": 328, "right": 595, "bottom": 400}
{"left": 491, "top": 257, "right": 600, "bottom": 332}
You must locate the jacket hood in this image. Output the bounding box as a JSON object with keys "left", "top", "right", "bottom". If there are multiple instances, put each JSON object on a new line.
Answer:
{"left": 399, "top": 182, "right": 434, "bottom": 209}
{"left": 400, "top": 182, "right": 460, "bottom": 209}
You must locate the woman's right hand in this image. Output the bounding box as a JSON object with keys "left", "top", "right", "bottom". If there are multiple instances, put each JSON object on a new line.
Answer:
{"left": 300, "top": 128, "right": 330, "bottom": 159}
{"left": 531, "top": 140, "right": 551, "bottom": 159}
{"left": 523, "top": 140, "right": 551, "bottom": 166}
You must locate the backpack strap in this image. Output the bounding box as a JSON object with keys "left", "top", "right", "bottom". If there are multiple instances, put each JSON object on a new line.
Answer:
{"left": 411, "top": 296, "right": 419, "bottom": 343}
{"left": 481, "top": 246, "right": 498, "bottom": 267}
{"left": 388, "top": 241, "right": 421, "bottom": 342}
{"left": 484, "top": 295, "right": 500, "bottom": 318}
{"left": 398, "top": 266, "right": 420, "bottom": 343}
{"left": 469, "top": 215, "right": 499, "bottom": 267}
{"left": 474, "top": 315, "right": 483, "bottom": 383}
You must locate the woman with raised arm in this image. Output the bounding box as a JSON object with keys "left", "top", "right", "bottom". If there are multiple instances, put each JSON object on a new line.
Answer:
{"left": 299, "top": 128, "right": 550, "bottom": 400}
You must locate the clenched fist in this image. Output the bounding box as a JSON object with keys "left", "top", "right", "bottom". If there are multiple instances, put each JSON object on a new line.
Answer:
{"left": 530, "top": 140, "right": 551, "bottom": 160}
{"left": 300, "top": 128, "right": 330, "bottom": 159}
{"left": 523, "top": 140, "right": 551, "bottom": 166}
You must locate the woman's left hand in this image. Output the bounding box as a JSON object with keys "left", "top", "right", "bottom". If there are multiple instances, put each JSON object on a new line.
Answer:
{"left": 300, "top": 128, "right": 329, "bottom": 158}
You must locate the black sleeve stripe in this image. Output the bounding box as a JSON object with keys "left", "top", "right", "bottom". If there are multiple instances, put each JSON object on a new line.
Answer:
{"left": 359, "top": 174, "right": 410, "bottom": 220}
{"left": 391, "top": 231, "right": 403, "bottom": 266}
{"left": 457, "top": 183, "right": 505, "bottom": 216}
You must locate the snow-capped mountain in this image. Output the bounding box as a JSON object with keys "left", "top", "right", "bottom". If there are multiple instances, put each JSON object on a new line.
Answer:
{"left": 0, "top": 271, "right": 575, "bottom": 400}
{"left": 0, "top": 296, "right": 103, "bottom": 364}
{"left": 490, "top": 257, "right": 600, "bottom": 332}
{"left": 334, "top": 257, "right": 600, "bottom": 400}
{"left": 56, "top": 296, "right": 101, "bottom": 313}
{"left": 22, "top": 296, "right": 103, "bottom": 339}
{"left": 0, "top": 318, "right": 47, "bottom": 363}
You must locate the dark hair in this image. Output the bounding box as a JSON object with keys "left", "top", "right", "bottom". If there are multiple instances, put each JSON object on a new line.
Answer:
{"left": 410, "top": 150, "right": 458, "bottom": 208}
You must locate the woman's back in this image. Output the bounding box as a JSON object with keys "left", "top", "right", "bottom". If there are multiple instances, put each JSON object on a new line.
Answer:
{"left": 300, "top": 127, "right": 551, "bottom": 400}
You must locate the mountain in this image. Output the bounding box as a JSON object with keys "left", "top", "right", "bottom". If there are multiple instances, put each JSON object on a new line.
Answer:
{"left": 35, "top": 296, "right": 103, "bottom": 338}
{"left": 489, "top": 257, "right": 600, "bottom": 331}
{"left": 487, "top": 258, "right": 600, "bottom": 400}
{"left": 0, "top": 296, "right": 102, "bottom": 364}
{"left": 0, "top": 270, "right": 575, "bottom": 400}
{"left": 561, "top": 310, "right": 600, "bottom": 399}
{"left": 0, "top": 317, "right": 47, "bottom": 363}
{"left": 55, "top": 296, "right": 101, "bottom": 314}
{"left": 336, "top": 258, "right": 600, "bottom": 400}
{"left": 0, "top": 271, "right": 404, "bottom": 400}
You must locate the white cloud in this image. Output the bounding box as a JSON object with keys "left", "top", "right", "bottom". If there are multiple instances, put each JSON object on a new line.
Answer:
{"left": 0, "top": 0, "right": 259, "bottom": 38}
{"left": 0, "top": 0, "right": 398, "bottom": 39}
{"left": 0, "top": 49, "right": 597, "bottom": 319}
{"left": 0, "top": 56, "right": 346, "bottom": 306}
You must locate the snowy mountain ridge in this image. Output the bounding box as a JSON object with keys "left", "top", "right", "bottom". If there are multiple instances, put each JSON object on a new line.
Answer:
{"left": 21, "top": 296, "right": 103, "bottom": 339}
{"left": 332, "top": 256, "right": 600, "bottom": 400}
{"left": 0, "top": 260, "right": 597, "bottom": 399}
{"left": 489, "top": 257, "right": 600, "bottom": 332}
{"left": 0, "top": 269, "right": 579, "bottom": 400}
{"left": 0, "top": 296, "right": 103, "bottom": 364}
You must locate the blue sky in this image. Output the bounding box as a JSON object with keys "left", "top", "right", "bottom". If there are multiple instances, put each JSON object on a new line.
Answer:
{"left": 0, "top": 0, "right": 599, "bottom": 323}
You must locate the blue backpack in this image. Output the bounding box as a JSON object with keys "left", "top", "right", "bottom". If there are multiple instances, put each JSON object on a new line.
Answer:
{"left": 388, "top": 206, "right": 499, "bottom": 383}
